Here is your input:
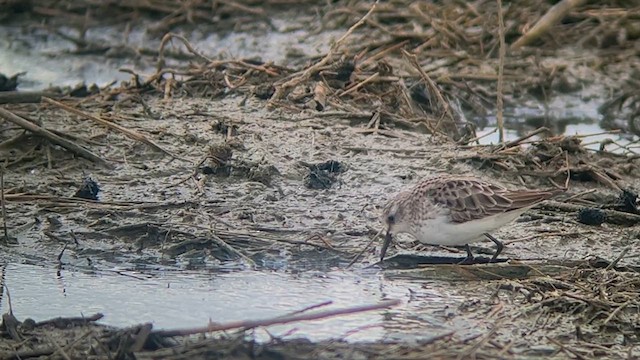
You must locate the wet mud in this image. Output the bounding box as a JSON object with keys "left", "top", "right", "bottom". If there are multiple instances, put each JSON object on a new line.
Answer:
{"left": 1, "top": 0, "right": 640, "bottom": 359}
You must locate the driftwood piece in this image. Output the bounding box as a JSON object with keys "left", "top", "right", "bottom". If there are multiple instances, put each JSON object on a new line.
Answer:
{"left": 0, "top": 91, "right": 61, "bottom": 104}
{"left": 129, "top": 323, "right": 154, "bottom": 353}
{"left": 381, "top": 255, "right": 639, "bottom": 281}
{"left": 35, "top": 313, "right": 104, "bottom": 328}
{"left": 0, "top": 107, "right": 109, "bottom": 165}
{"left": 1, "top": 313, "right": 23, "bottom": 341}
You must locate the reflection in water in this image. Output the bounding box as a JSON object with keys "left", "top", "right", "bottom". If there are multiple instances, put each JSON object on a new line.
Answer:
{"left": 473, "top": 94, "right": 637, "bottom": 150}
{"left": 1, "top": 263, "right": 477, "bottom": 342}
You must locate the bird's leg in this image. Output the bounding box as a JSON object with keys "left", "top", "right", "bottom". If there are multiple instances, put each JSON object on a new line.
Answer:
{"left": 484, "top": 233, "right": 504, "bottom": 262}
{"left": 465, "top": 244, "right": 474, "bottom": 260}
{"left": 457, "top": 244, "right": 475, "bottom": 265}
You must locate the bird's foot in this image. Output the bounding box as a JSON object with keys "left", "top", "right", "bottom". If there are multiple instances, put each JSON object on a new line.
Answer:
{"left": 457, "top": 244, "right": 476, "bottom": 265}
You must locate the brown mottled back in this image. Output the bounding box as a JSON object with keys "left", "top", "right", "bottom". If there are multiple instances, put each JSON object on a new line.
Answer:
{"left": 413, "top": 175, "right": 561, "bottom": 223}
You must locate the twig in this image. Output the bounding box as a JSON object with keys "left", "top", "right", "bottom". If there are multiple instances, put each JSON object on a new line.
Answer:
{"left": 359, "top": 40, "right": 410, "bottom": 66}
{"left": 35, "top": 313, "right": 104, "bottom": 327}
{"left": 210, "top": 234, "right": 256, "bottom": 268}
{"left": 0, "top": 166, "right": 7, "bottom": 242}
{"left": 564, "top": 151, "right": 570, "bottom": 189}
{"left": 602, "top": 300, "right": 630, "bottom": 326}
{"left": 562, "top": 189, "right": 597, "bottom": 202}
{"left": 270, "top": 0, "right": 379, "bottom": 101}
{"left": 279, "top": 300, "right": 333, "bottom": 317}
{"left": 499, "top": 127, "right": 550, "bottom": 150}
{"left": 46, "top": 334, "right": 72, "bottom": 360}
{"left": 496, "top": 0, "right": 506, "bottom": 143}
{"left": 458, "top": 324, "right": 501, "bottom": 360}
{"left": 0, "top": 107, "right": 108, "bottom": 166}
{"left": 341, "top": 72, "right": 380, "bottom": 97}
{"left": 503, "top": 231, "right": 590, "bottom": 245}
{"left": 4, "top": 277, "right": 11, "bottom": 315}
{"left": 346, "top": 228, "right": 383, "bottom": 268}
{"left": 574, "top": 130, "right": 622, "bottom": 138}
{"left": 459, "top": 128, "right": 497, "bottom": 145}
{"left": 511, "top": 0, "right": 588, "bottom": 49}
{"left": 57, "top": 244, "right": 66, "bottom": 263}
{"left": 42, "top": 97, "right": 184, "bottom": 161}
{"left": 235, "top": 301, "right": 336, "bottom": 335}
{"left": 157, "top": 33, "right": 211, "bottom": 73}
{"left": 605, "top": 246, "right": 631, "bottom": 270}
{"left": 153, "top": 299, "right": 400, "bottom": 338}
{"left": 0, "top": 265, "right": 4, "bottom": 314}
{"left": 546, "top": 336, "right": 588, "bottom": 359}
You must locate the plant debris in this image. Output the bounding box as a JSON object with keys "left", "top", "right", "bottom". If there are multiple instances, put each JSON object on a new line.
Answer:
{"left": 498, "top": 267, "right": 640, "bottom": 346}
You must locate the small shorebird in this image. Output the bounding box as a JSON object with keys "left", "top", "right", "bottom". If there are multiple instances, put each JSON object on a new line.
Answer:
{"left": 380, "top": 175, "right": 563, "bottom": 263}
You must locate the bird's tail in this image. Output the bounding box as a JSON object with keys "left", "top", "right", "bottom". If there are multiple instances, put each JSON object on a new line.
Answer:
{"left": 506, "top": 188, "right": 565, "bottom": 209}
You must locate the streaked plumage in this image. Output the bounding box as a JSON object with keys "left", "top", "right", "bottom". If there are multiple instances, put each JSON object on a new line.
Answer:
{"left": 380, "top": 175, "right": 563, "bottom": 262}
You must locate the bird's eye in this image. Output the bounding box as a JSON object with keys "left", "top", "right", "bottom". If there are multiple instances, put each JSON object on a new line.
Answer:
{"left": 387, "top": 214, "right": 395, "bottom": 224}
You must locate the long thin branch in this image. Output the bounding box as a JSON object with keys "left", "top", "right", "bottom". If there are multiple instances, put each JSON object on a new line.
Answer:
{"left": 153, "top": 299, "right": 400, "bottom": 338}
{"left": 42, "top": 97, "right": 183, "bottom": 160}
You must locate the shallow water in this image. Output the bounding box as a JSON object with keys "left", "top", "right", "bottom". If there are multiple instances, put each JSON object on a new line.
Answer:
{"left": 1, "top": 262, "right": 475, "bottom": 342}
{"left": 471, "top": 91, "right": 638, "bottom": 152}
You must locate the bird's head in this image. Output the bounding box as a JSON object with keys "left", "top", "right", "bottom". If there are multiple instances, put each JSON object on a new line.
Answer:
{"left": 379, "top": 195, "right": 410, "bottom": 261}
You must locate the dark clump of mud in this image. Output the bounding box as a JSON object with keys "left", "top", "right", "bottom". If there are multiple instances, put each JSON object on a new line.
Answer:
{"left": 303, "top": 160, "right": 345, "bottom": 189}
{"left": 577, "top": 208, "right": 607, "bottom": 226}
{"left": 73, "top": 176, "right": 100, "bottom": 200}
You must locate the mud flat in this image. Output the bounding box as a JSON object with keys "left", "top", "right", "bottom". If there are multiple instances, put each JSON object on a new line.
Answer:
{"left": 0, "top": 1, "right": 639, "bottom": 359}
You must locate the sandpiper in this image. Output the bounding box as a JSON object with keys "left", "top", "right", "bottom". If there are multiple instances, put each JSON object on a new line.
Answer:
{"left": 380, "top": 175, "right": 563, "bottom": 263}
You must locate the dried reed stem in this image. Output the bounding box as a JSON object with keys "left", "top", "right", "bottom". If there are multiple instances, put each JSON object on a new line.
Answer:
{"left": 496, "top": 0, "right": 506, "bottom": 143}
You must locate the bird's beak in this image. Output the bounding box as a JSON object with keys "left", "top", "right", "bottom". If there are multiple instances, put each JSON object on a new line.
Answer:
{"left": 380, "top": 228, "right": 393, "bottom": 261}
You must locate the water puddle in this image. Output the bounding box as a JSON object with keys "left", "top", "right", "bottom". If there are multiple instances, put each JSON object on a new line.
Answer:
{"left": 0, "top": 18, "right": 338, "bottom": 91}
{"left": 1, "top": 262, "right": 477, "bottom": 342}
{"left": 474, "top": 93, "right": 635, "bottom": 151}
{"left": 0, "top": 27, "right": 134, "bottom": 90}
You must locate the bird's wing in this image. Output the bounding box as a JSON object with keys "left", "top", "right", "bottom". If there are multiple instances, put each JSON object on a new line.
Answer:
{"left": 426, "top": 178, "right": 557, "bottom": 223}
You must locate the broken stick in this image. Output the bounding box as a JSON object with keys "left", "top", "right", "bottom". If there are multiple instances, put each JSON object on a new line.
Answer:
{"left": 0, "top": 107, "right": 108, "bottom": 165}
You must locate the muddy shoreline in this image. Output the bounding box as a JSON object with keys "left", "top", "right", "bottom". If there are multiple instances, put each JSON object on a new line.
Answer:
{"left": 1, "top": 1, "right": 640, "bottom": 359}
